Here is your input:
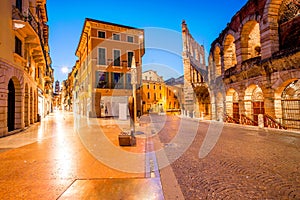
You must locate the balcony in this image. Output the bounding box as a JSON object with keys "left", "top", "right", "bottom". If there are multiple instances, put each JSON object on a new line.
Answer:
{"left": 96, "top": 59, "right": 138, "bottom": 69}
{"left": 12, "top": 6, "right": 48, "bottom": 66}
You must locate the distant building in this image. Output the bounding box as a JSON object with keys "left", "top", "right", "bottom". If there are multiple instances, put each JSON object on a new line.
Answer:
{"left": 165, "top": 75, "right": 184, "bottom": 86}
{"left": 141, "top": 70, "right": 181, "bottom": 114}
{"left": 54, "top": 80, "right": 60, "bottom": 94}
{"left": 73, "top": 18, "right": 145, "bottom": 118}
{"left": 0, "top": 0, "right": 53, "bottom": 136}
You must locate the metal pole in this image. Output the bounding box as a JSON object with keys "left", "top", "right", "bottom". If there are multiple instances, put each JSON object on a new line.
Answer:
{"left": 133, "top": 83, "right": 136, "bottom": 133}
{"left": 131, "top": 56, "right": 137, "bottom": 135}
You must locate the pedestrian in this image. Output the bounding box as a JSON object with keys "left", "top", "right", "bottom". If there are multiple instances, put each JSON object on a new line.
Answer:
{"left": 105, "top": 106, "right": 108, "bottom": 115}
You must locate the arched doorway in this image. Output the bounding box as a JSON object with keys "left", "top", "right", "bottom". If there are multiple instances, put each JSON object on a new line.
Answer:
{"left": 281, "top": 79, "right": 300, "bottom": 130}
{"left": 252, "top": 86, "right": 264, "bottom": 124}
{"left": 214, "top": 46, "right": 221, "bottom": 76}
{"left": 194, "top": 85, "right": 211, "bottom": 119}
{"left": 7, "top": 79, "right": 15, "bottom": 132}
{"left": 241, "top": 20, "right": 261, "bottom": 61}
{"left": 226, "top": 88, "right": 239, "bottom": 122}
{"left": 244, "top": 84, "right": 264, "bottom": 124}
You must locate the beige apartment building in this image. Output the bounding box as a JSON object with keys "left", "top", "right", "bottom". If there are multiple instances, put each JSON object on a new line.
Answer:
{"left": 74, "top": 18, "right": 144, "bottom": 118}
{"left": 0, "top": 0, "right": 53, "bottom": 136}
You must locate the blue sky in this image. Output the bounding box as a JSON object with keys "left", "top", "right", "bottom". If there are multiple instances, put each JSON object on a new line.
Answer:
{"left": 48, "top": 0, "right": 248, "bottom": 82}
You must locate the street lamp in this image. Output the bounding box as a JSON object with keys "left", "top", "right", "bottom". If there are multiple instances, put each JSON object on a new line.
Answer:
{"left": 131, "top": 55, "right": 137, "bottom": 134}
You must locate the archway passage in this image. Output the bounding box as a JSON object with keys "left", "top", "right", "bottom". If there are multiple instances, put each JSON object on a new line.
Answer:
{"left": 282, "top": 79, "right": 300, "bottom": 130}
{"left": 194, "top": 85, "right": 211, "bottom": 119}
{"left": 7, "top": 79, "right": 15, "bottom": 132}
{"left": 252, "top": 86, "right": 265, "bottom": 124}
{"left": 226, "top": 89, "right": 239, "bottom": 123}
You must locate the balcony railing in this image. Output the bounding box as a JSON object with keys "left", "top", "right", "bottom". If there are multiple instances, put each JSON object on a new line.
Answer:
{"left": 96, "top": 59, "right": 138, "bottom": 68}
{"left": 264, "top": 114, "right": 287, "bottom": 130}
{"left": 240, "top": 114, "right": 258, "bottom": 126}
{"left": 224, "top": 114, "right": 239, "bottom": 124}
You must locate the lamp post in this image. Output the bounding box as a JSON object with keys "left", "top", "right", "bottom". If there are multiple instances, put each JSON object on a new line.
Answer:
{"left": 131, "top": 55, "right": 137, "bottom": 134}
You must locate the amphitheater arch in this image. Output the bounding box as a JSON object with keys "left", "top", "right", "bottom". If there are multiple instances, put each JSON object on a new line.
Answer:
{"left": 240, "top": 20, "right": 261, "bottom": 61}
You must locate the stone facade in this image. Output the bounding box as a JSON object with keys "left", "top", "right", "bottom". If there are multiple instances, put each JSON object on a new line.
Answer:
{"left": 182, "top": 0, "right": 300, "bottom": 130}
{"left": 182, "top": 21, "right": 210, "bottom": 119}
{"left": 208, "top": 0, "right": 300, "bottom": 130}
{"left": 0, "top": 0, "right": 53, "bottom": 137}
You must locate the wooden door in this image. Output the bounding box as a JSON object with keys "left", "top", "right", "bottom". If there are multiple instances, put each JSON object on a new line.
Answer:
{"left": 253, "top": 101, "right": 264, "bottom": 124}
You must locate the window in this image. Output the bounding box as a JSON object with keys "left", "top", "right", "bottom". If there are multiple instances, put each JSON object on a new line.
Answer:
{"left": 147, "top": 92, "right": 150, "bottom": 99}
{"left": 113, "top": 49, "right": 120, "bottom": 66}
{"left": 145, "top": 76, "right": 147, "bottom": 80}
{"left": 127, "top": 52, "right": 134, "bottom": 67}
{"left": 154, "top": 93, "right": 156, "bottom": 101}
{"left": 125, "top": 73, "right": 132, "bottom": 89}
{"left": 15, "top": 36, "right": 22, "bottom": 56}
{"left": 98, "top": 31, "right": 105, "bottom": 38}
{"left": 98, "top": 48, "right": 106, "bottom": 65}
{"left": 96, "top": 71, "right": 109, "bottom": 88}
{"left": 147, "top": 84, "right": 149, "bottom": 89}
{"left": 113, "top": 33, "right": 120, "bottom": 41}
{"left": 160, "top": 93, "right": 162, "bottom": 99}
{"left": 127, "top": 36, "right": 134, "bottom": 43}
{"left": 159, "top": 86, "right": 161, "bottom": 90}
{"left": 153, "top": 85, "right": 156, "bottom": 89}
{"left": 16, "top": 0, "right": 22, "bottom": 12}
{"left": 112, "top": 72, "right": 123, "bottom": 89}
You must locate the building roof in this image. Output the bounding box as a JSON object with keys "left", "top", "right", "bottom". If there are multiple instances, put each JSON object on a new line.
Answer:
{"left": 75, "top": 18, "right": 143, "bottom": 56}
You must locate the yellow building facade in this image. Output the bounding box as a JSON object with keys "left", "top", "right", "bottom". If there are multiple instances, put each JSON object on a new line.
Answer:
{"left": 0, "top": 0, "right": 53, "bottom": 136}
{"left": 141, "top": 70, "right": 181, "bottom": 114}
{"left": 74, "top": 18, "right": 144, "bottom": 118}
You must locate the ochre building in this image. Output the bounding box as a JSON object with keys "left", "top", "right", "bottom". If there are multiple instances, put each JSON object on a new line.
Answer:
{"left": 0, "top": 0, "right": 53, "bottom": 136}
{"left": 141, "top": 70, "right": 182, "bottom": 114}
{"left": 73, "top": 18, "right": 144, "bottom": 118}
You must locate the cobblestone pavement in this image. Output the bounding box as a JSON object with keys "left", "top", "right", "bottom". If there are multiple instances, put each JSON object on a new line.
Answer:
{"left": 150, "top": 115, "right": 300, "bottom": 199}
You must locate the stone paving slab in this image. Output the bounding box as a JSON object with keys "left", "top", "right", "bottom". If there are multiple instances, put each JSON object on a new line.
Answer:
{"left": 58, "top": 178, "right": 164, "bottom": 200}
{"left": 0, "top": 111, "right": 165, "bottom": 199}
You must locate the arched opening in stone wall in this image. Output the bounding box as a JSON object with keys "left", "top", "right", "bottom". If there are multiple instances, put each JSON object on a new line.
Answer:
{"left": 7, "top": 79, "right": 15, "bottom": 132}
{"left": 214, "top": 46, "right": 221, "bottom": 76}
{"left": 226, "top": 88, "right": 239, "bottom": 122}
{"left": 244, "top": 84, "right": 264, "bottom": 124}
{"left": 194, "top": 85, "right": 211, "bottom": 119}
{"left": 223, "top": 34, "right": 237, "bottom": 70}
{"left": 7, "top": 77, "right": 22, "bottom": 131}
{"left": 241, "top": 21, "right": 261, "bottom": 61}
{"left": 24, "top": 83, "right": 29, "bottom": 127}
{"left": 281, "top": 79, "right": 300, "bottom": 130}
